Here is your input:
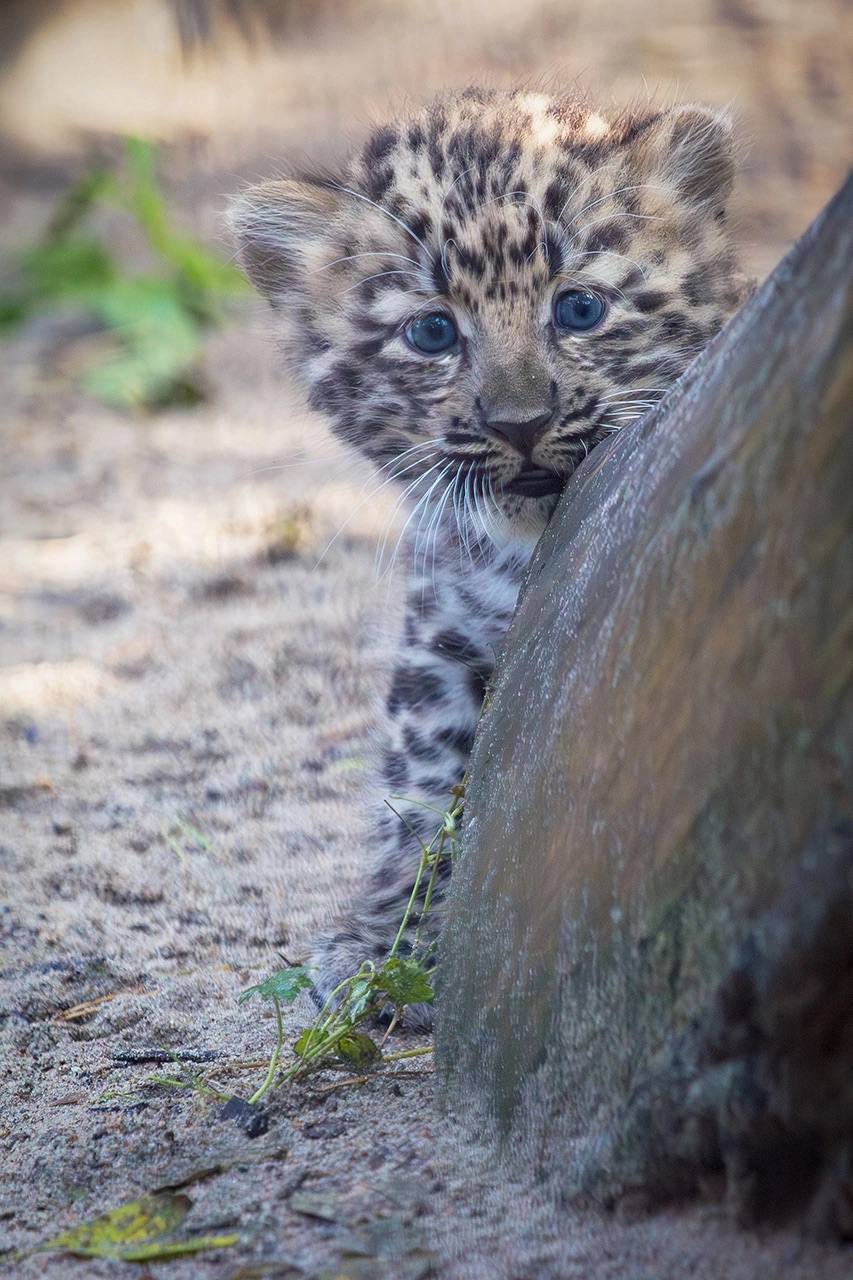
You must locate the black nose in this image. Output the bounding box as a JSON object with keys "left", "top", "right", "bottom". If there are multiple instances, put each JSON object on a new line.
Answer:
{"left": 483, "top": 410, "right": 554, "bottom": 456}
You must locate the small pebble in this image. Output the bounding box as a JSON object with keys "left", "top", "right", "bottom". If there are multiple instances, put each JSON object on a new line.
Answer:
{"left": 219, "top": 1095, "right": 270, "bottom": 1138}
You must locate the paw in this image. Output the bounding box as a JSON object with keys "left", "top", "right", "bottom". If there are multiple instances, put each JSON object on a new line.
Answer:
{"left": 308, "top": 927, "right": 378, "bottom": 1013}
{"left": 308, "top": 927, "right": 434, "bottom": 1032}
{"left": 386, "top": 999, "right": 433, "bottom": 1033}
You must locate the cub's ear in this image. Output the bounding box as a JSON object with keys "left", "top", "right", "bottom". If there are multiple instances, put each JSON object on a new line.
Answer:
{"left": 634, "top": 104, "right": 735, "bottom": 211}
{"left": 228, "top": 178, "right": 342, "bottom": 303}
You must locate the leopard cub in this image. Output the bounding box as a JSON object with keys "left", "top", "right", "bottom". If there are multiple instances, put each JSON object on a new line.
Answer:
{"left": 231, "top": 88, "right": 747, "bottom": 1026}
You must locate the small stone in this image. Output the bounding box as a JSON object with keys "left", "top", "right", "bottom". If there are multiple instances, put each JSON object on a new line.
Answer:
{"left": 218, "top": 1095, "right": 269, "bottom": 1138}
{"left": 303, "top": 1118, "right": 347, "bottom": 1140}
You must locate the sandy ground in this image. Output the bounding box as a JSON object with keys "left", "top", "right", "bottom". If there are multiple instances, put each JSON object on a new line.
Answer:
{"left": 4, "top": 313, "right": 852, "bottom": 1280}
{"left": 2, "top": 1, "right": 853, "bottom": 1274}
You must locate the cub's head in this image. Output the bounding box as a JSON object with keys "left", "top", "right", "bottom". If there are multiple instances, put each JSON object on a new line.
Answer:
{"left": 232, "top": 90, "right": 746, "bottom": 545}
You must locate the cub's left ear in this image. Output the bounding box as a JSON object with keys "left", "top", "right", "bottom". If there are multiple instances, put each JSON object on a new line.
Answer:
{"left": 637, "top": 104, "right": 735, "bottom": 211}
{"left": 228, "top": 177, "right": 343, "bottom": 305}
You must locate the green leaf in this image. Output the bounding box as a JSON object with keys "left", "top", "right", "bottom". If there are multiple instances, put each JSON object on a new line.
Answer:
{"left": 345, "top": 973, "right": 378, "bottom": 1021}
{"left": 239, "top": 965, "right": 313, "bottom": 1006}
{"left": 1, "top": 138, "right": 248, "bottom": 406}
{"left": 82, "top": 278, "right": 202, "bottom": 408}
{"left": 122, "top": 135, "right": 248, "bottom": 314}
{"left": 293, "top": 1028, "right": 316, "bottom": 1057}
{"left": 22, "top": 236, "right": 115, "bottom": 305}
{"left": 0, "top": 293, "right": 30, "bottom": 330}
{"left": 377, "top": 956, "right": 434, "bottom": 1007}
{"left": 28, "top": 1191, "right": 238, "bottom": 1262}
{"left": 336, "top": 1032, "right": 381, "bottom": 1069}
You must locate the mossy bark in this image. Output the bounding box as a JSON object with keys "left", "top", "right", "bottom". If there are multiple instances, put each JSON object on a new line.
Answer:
{"left": 436, "top": 174, "right": 853, "bottom": 1235}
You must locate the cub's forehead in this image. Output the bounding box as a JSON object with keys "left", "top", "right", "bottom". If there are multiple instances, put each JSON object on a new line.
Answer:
{"left": 340, "top": 91, "right": 648, "bottom": 285}
{"left": 339, "top": 95, "right": 625, "bottom": 296}
{"left": 349, "top": 92, "right": 633, "bottom": 210}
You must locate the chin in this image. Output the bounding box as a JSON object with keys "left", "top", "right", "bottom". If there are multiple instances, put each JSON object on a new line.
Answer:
{"left": 480, "top": 491, "right": 561, "bottom": 549}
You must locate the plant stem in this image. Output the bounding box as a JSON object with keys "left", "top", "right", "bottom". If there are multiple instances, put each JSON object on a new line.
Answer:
{"left": 388, "top": 841, "right": 430, "bottom": 961}
{"left": 235, "top": 786, "right": 463, "bottom": 1104}
{"left": 203, "top": 1059, "right": 270, "bottom": 1081}
{"left": 149, "top": 1074, "right": 230, "bottom": 1103}
{"left": 413, "top": 813, "right": 456, "bottom": 950}
{"left": 381, "top": 1045, "right": 433, "bottom": 1063}
{"left": 248, "top": 996, "right": 284, "bottom": 1105}
{"left": 379, "top": 1009, "right": 400, "bottom": 1048}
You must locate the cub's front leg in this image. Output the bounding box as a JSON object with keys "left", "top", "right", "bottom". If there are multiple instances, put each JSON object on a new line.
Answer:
{"left": 309, "top": 571, "right": 501, "bottom": 1030}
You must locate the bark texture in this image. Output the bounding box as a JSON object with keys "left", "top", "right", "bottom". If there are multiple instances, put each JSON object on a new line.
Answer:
{"left": 436, "top": 174, "right": 853, "bottom": 1235}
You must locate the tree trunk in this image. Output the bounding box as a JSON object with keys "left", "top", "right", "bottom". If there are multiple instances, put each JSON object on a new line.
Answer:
{"left": 436, "top": 174, "right": 853, "bottom": 1236}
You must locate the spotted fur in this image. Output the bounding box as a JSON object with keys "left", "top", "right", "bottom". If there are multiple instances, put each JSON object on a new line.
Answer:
{"left": 231, "top": 89, "right": 748, "bottom": 1026}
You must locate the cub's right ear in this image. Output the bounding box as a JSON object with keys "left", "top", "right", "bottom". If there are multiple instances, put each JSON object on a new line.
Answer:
{"left": 228, "top": 178, "right": 342, "bottom": 304}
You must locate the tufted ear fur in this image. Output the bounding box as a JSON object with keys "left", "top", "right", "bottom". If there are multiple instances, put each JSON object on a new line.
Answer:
{"left": 228, "top": 178, "right": 343, "bottom": 303}
{"left": 634, "top": 104, "right": 735, "bottom": 211}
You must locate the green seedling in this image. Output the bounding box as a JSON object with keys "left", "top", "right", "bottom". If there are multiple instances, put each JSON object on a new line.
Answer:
{"left": 238, "top": 785, "right": 464, "bottom": 1102}
{"left": 139, "top": 786, "right": 462, "bottom": 1113}
{"left": 1, "top": 137, "right": 248, "bottom": 408}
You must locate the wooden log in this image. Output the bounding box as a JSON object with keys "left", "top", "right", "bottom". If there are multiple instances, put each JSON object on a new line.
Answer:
{"left": 436, "top": 174, "right": 853, "bottom": 1232}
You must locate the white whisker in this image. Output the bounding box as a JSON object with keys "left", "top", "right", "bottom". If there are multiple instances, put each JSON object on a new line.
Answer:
{"left": 559, "top": 181, "right": 669, "bottom": 228}
{"left": 471, "top": 469, "right": 498, "bottom": 547}
{"left": 330, "top": 183, "right": 434, "bottom": 260}
{"left": 340, "top": 269, "right": 424, "bottom": 296}
{"left": 374, "top": 458, "right": 445, "bottom": 575}
{"left": 309, "top": 250, "right": 421, "bottom": 276}
{"left": 313, "top": 451, "right": 438, "bottom": 570}
{"left": 426, "top": 471, "right": 458, "bottom": 597}
{"left": 567, "top": 247, "right": 648, "bottom": 281}
{"left": 410, "top": 464, "right": 451, "bottom": 563}
{"left": 451, "top": 466, "right": 475, "bottom": 564}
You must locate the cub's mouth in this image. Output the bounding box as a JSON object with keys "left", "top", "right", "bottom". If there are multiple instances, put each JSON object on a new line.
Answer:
{"left": 503, "top": 467, "right": 565, "bottom": 498}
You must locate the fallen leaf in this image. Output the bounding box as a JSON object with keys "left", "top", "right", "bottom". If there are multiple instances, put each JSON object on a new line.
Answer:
{"left": 93, "top": 1236, "right": 240, "bottom": 1261}
{"left": 27, "top": 1192, "right": 238, "bottom": 1262}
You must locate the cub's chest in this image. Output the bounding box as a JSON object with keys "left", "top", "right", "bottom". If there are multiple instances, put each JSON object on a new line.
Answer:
{"left": 439, "top": 548, "right": 528, "bottom": 652}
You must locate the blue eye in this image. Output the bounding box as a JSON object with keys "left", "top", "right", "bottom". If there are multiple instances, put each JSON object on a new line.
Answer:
{"left": 553, "top": 289, "right": 605, "bottom": 332}
{"left": 405, "top": 311, "right": 458, "bottom": 354}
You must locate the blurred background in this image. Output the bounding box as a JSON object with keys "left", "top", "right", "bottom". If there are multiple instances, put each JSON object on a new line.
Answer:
{"left": 1, "top": 0, "right": 852, "bottom": 961}
{"left": 0, "top": 8, "right": 852, "bottom": 1249}
{"left": 2, "top": 0, "right": 851, "bottom": 438}
{"left": 3, "top": 0, "right": 851, "bottom": 263}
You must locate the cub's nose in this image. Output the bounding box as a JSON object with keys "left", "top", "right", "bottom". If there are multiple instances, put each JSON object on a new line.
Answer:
{"left": 483, "top": 410, "right": 555, "bottom": 456}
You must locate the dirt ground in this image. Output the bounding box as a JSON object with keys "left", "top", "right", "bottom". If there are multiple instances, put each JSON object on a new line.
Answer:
{"left": 5, "top": 316, "right": 853, "bottom": 1280}
{"left": 2, "top": 2, "right": 853, "bottom": 1276}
